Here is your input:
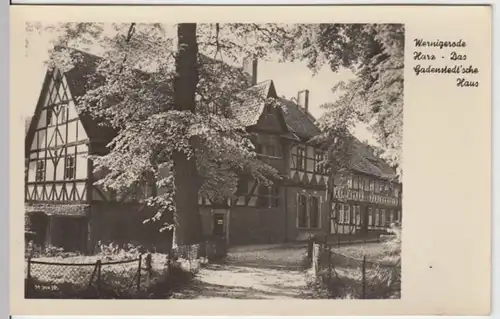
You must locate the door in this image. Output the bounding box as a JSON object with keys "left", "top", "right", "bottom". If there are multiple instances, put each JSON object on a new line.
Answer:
{"left": 212, "top": 213, "right": 225, "bottom": 238}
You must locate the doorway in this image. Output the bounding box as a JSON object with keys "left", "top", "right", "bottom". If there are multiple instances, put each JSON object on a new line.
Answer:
{"left": 212, "top": 213, "right": 226, "bottom": 238}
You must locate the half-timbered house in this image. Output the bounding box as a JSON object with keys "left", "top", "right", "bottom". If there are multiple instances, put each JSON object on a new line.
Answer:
{"left": 24, "top": 50, "right": 168, "bottom": 253}
{"left": 329, "top": 138, "right": 402, "bottom": 236}
{"left": 25, "top": 49, "right": 402, "bottom": 252}
{"left": 198, "top": 60, "right": 401, "bottom": 246}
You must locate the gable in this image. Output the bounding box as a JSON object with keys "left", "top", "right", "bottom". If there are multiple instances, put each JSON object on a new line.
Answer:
{"left": 26, "top": 68, "right": 89, "bottom": 154}
{"left": 25, "top": 49, "right": 117, "bottom": 156}
{"left": 243, "top": 81, "right": 289, "bottom": 134}
{"left": 253, "top": 102, "right": 289, "bottom": 134}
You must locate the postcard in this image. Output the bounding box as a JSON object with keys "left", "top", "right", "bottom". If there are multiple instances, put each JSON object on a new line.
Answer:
{"left": 10, "top": 4, "right": 492, "bottom": 316}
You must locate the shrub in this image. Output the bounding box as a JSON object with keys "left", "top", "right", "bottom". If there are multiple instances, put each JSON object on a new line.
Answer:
{"left": 368, "top": 223, "right": 401, "bottom": 299}
{"left": 25, "top": 241, "right": 81, "bottom": 259}
{"left": 95, "top": 241, "right": 144, "bottom": 261}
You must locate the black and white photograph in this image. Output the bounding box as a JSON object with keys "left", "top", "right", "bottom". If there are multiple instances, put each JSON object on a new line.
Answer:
{"left": 22, "top": 21, "right": 404, "bottom": 300}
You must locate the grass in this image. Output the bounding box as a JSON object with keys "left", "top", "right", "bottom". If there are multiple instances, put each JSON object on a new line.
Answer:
{"left": 227, "top": 243, "right": 308, "bottom": 269}
{"left": 330, "top": 242, "right": 395, "bottom": 263}
{"left": 313, "top": 236, "right": 401, "bottom": 299}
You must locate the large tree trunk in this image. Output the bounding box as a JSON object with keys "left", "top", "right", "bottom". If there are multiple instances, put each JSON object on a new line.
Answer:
{"left": 172, "top": 23, "right": 203, "bottom": 246}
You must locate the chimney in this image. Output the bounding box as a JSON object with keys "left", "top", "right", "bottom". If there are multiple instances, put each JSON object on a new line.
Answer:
{"left": 242, "top": 56, "right": 258, "bottom": 86}
{"left": 297, "top": 89, "right": 310, "bottom": 113}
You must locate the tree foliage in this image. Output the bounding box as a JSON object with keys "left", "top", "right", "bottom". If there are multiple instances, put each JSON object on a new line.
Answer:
{"left": 283, "top": 24, "right": 404, "bottom": 180}
{"left": 27, "top": 23, "right": 284, "bottom": 243}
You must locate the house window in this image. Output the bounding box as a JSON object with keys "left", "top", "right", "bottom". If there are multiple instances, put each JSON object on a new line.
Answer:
{"left": 369, "top": 180, "right": 374, "bottom": 192}
{"left": 338, "top": 204, "right": 344, "bottom": 224}
{"left": 35, "top": 160, "right": 45, "bottom": 182}
{"left": 347, "top": 177, "right": 353, "bottom": 189}
{"left": 297, "top": 194, "right": 321, "bottom": 229}
{"left": 309, "top": 196, "right": 320, "bottom": 228}
{"left": 375, "top": 209, "right": 381, "bottom": 226}
{"left": 263, "top": 144, "right": 277, "bottom": 157}
{"left": 389, "top": 210, "right": 394, "bottom": 224}
{"left": 364, "top": 179, "right": 370, "bottom": 191}
{"left": 344, "top": 204, "right": 350, "bottom": 224}
{"left": 57, "top": 105, "right": 67, "bottom": 125}
{"left": 64, "top": 156, "right": 75, "bottom": 180}
{"left": 353, "top": 176, "right": 358, "bottom": 189}
{"left": 297, "top": 194, "right": 308, "bottom": 228}
{"left": 368, "top": 207, "right": 373, "bottom": 226}
{"left": 46, "top": 108, "right": 53, "bottom": 126}
{"left": 381, "top": 209, "right": 387, "bottom": 226}
{"left": 355, "top": 205, "right": 361, "bottom": 225}
{"left": 296, "top": 147, "right": 306, "bottom": 171}
{"left": 314, "top": 151, "right": 325, "bottom": 174}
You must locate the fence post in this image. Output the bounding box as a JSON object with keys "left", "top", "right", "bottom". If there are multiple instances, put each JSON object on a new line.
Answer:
{"left": 307, "top": 237, "right": 313, "bottom": 266}
{"left": 328, "top": 245, "right": 332, "bottom": 285}
{"left": 312, "top": 243, "right": 319, "bottom": 277}
{"left": 26, "top": 258, "right": 32, "bottom": 295}
{"left": 96, "top": 259, "right": 102, "bottom": 298}
{"left": 146, "top": 253, "right": 153, "bottom": 286}
{"left": 137, "top": 254, "right": 143, "bottom": 292}
{"left": 337, "top": 234, "right": 340, "bottom": 247}
{"left": 361, "top": 256, "right": 366, "bottom": 299}
{"left": 27, "top": 258, "right": 32, "bottom": 280}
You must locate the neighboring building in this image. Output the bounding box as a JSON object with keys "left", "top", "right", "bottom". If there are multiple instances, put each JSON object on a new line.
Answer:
{"left": 25, "top": 49, "right": 402, "bottom": 252}
{"left": 329, "top": 138, "right": 402, "bottom": 236}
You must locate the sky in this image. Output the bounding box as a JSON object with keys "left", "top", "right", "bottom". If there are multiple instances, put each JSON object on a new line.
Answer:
{"left": 21, "top": 25, "right": 375, "bottom": 144}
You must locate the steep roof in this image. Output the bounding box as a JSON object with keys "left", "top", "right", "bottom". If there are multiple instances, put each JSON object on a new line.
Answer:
{"left": 278, "top": 97, "right": 322, "bottom": 140}
{"left": 350, "top": 138, "right": 397, "bottom": 180}
{"left": 63, "top": 49, "right": 117, "bottom": 144}
{"left": 25, "top": 116, "right": 32, "bottom": 135}
{"left": 276, "top": 96, "right": 397, "bottom": 180}
{"left": 231, "top": 80, "right": 275, "bottom": 127}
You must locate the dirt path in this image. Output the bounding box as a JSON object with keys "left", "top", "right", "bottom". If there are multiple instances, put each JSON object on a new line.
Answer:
{"left": 171, "top": 263, "right": 314, "bottom": 299}
{"left": 171, "top": 243, "right": 314, "bottom": 299}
